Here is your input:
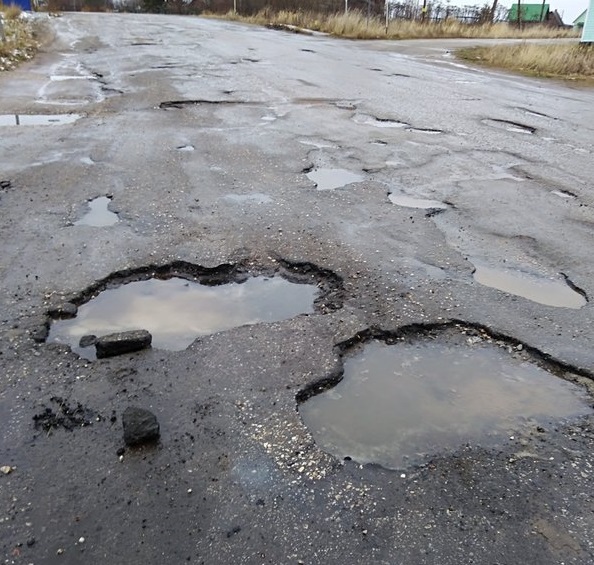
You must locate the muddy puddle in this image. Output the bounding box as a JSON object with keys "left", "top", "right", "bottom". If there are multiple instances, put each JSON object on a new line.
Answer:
{"left": 74, "top": 196, "right": 118, "bottom": 227}
{"left": 388, "top": 193, "right": 448, "bottom": 210}
{"left": 48, "top": 276, "right": 317, "bottom": 360}
{"left": 306, "top": 168, "right": 364, "bottom": 190}
{"left": 299, "top": 340, "right": 592, "bottom": 470}
{"left": 473, "top": 264, "right": 586, "bottom": 309}
{"left": 0, "top": 114, "right": 82, "bottom": 126}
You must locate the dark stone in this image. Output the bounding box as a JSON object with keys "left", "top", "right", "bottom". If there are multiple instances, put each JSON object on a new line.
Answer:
{"left": 95, "top": 330, "right": 152, "bottom": 359}
{"left": 31, "top": 324, "right": 49, "bottom": 343}
{"left": 116, "top": 447, "right": 125, "bottom": 456}
{"left": 122, "top": 407, "right": 160, "bottom": 446}
{"left": 48, "top": 303, "right": 78, "bottom": 319}
{"left": 26, "top": 538, "right": 35, "bottom": 547}
{"left": 79, "top": 334, "right": 97, "bottom": 348}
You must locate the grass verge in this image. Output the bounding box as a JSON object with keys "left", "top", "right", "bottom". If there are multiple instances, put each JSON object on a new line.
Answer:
{"left": 0, "top": 4, "right": 39, "bottom": 71}
{"left": 207, "top": 10, "right": 579, "bottom": 40}
{"left": 457, "top": 42, "right": 594, "bottom": 81}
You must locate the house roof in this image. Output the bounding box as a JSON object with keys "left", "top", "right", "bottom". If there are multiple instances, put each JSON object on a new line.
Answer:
{"left": 508, "top": 4, "right": 549, "bottom": 22}
{"left": 573, "top": 10, "right": 588, "bottom": 25}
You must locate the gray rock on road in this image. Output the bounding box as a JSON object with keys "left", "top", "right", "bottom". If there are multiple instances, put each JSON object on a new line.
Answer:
{"left": 95, "top": 329, "right": 152, "bottom": 358}
{"left": 122, "top": 407, "right": 160, "bottom": 446}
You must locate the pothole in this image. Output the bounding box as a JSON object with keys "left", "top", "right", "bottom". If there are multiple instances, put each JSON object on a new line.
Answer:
{"left": 298, "top": 325, "right": 593, "bottom": 470}
{"left": 472, "top": 263, "right": 587, "bottom": 309}
{"left": 74, "top": 196, "right": 118, "bottom": 227}
{"left": 159, "top": 100, "right": 246, "bottom": 109}
{"left": 482, "top": 118, "right": 536, "bottom": 135}
{"left": 45, "top": 261, "right": 342, "bottom": 360}
{"left": 176, "top": 145, "right": 195, "bottom": 152}
{"left": 388, "top": 192, "right": 448, "bottom": 210}
{"left": 305, "top": 168, "right": 364, "bottom": 191}
{"left": 352, "top": 114, "right": 408, "bottom": 128}
{"left": 551, "top": 189, "right": 576, "bottom": 199}
{"left": 223, "top": 193, "right": 272, "bottom": 204}
{"left": 405, "top": 127, "right": 443, "bottom": 135}
{"left": 0, "top": 114, "right": 82, "bottom": 126}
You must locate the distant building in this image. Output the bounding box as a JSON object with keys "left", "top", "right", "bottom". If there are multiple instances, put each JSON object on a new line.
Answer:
{"left": 582, "top": 0, "right": 594, "bottom": 42}
{"left": 507, "top": 3, "right": 564, "bottom": 26}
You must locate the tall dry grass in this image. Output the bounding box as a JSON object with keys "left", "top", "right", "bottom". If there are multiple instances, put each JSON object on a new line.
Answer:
{"left": 458, "top": 43, "right": 594, "bottom": 79}
{"left": 0, "top": 4, "right": 38, "bottom": 70}
{"left": 1, "top": 3, "right": 22, "bottom": 19}
{"left": 210, "top": 10, "right": 579, "bottom": 40}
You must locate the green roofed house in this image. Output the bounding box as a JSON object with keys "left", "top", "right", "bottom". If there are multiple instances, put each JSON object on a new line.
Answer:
{"left": 574, "top": 9, "right": 587, "bottom": 31}
{"left": 507, "top": 3, "right": 564, "bottom": 26}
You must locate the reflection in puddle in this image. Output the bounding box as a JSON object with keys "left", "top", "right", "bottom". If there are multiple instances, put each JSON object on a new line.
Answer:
{"left": 353, "top": 114, "right": 408, "bottom": 128}
{"left": 74, "top": 196, "right": 119, "bottom": 227}
{"left": 388, "top": 193, "right": 448, "bottom": 210}
{"left": 306, "top": 168, "right": 364, "bottom": 190}
{"left": 0, "top": 114, "right": 82, "bottom": 126}
{"left": 299, "top": 341, "right": 592, "bottom": 469}
{"left": 223, "top": 193, "right": 272, "bottom": 204}
{"left": 473, "top": 264, "right": 586, "bottom": 309}
{"left": 48, "top": 276, "right": 317, "bottom": 360}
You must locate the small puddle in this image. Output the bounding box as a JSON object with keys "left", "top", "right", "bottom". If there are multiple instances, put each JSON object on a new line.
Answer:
{"left": 473, "top": 264, "right": 587, "bottom": 309}
{"left": 306, "top": 168, "right": 364, "bottom": 191}
{"left": 299, "top": 340, "right": 592, "bottom": 470}
{"left": 482, "top": 118, "right": 535, "bottom": 135}
{"left": 0, "top": 114, "right": 82, "bottom": 126}
{"left": 48, "top": 276, "right": 317, "bottom": 360}
{"left": 405, "top": 127, "right": 443, "bottom": 135}
{"left": 353, "top": 114, "right": 408, "bottom": 128}
{"left": 388, "top": 193, "right": 448, "bottom": 210}
{"left": 74, "top": 196, "right": 118, "bottom": 227}
{"left": 551, "top": 190, "right": 576, "bottom": 199}
{"left": 223, "top": 193, "right": 272, "bottom": 204}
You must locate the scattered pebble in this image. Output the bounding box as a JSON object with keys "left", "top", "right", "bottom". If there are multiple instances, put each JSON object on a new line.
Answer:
{"left": 1, "top": 465, "right": 14, "bottom": 475}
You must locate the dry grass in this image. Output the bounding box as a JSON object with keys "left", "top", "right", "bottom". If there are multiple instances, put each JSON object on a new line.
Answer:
{"left": 208, "top": 10, "right": 579, "bottom": 40}
{"left": 457, "top": 42, "right": 594, "bottom": 80}
{"left": 1, "top": 3, "right": 21, "bottom": 19}
{"left": 0, "top": 5, "right": 38, "bottom": 71}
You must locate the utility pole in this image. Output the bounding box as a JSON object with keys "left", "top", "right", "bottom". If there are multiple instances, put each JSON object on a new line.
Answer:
{"left": 539, "top": 0, "right": 546, "bottom": 22}
{"left": 421, "top": 0, "right": 428, "bottom": 23}
{"left": 345, "top": 0, "right": 348, "bottom": 16}
{"left": 490, "top": 0, "right": 498, "bottom": 23}
{"left": 517, "top": 0, "right": 521, "bottom": 28}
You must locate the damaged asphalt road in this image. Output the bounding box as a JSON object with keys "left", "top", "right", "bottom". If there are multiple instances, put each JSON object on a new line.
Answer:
{"left": 1, "top": 13, "right": 594, "bottom": 564}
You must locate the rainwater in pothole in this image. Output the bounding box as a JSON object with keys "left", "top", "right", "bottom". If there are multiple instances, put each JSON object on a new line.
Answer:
{"left": 473, "top": 264, "right": 586, "bottom": 309}
{"left": 74, "top": 196, "right": 118, "bottom": 227}
{"left": 48, "top": 276, "right": 317, "bottom": 360}
{"left": 299, "top": 340, "right": 592, "bottom": 470}
{"left": 306, "top": 168, "right": 364, "bottom": 190}
{"left": 388, "top": 193, "right": 448, "bottom": 210}
{"left": 223, "top": 193, "right": 272, "bottom": 204}
{"left": 0, "top": 114, "right": 82, "bottom": 126}
{"left": 353, "top": 114, "right": 408, "bottom": 128}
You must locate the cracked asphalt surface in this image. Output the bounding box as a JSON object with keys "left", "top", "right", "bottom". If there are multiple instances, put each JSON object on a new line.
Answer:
{"left": 1, "top": 13, "right": 594, "bottom": 564}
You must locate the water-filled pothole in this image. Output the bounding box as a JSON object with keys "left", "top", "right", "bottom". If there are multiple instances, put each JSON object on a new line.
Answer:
{"left": 45, "top": 261, "right": 343, "bottom": 359}
{"left": 482, "top": 118, "right": 535, "bottom": 135}
{"left": 388, "top": 193, "right": 448, "bottom": 210}
{"left": 74, "top": 196, "right": 118, "bottom": 227}
{"left": 48, "top": 276, "right": 317, "bottom": 360}
{"left": 352, "top": 114, "right": 408, "bottom": 128}
{"left": 0, "top": 114, "right": 82, "bottom": 126}
{"left": 472, "top": 264, "right": 587, "bottom": 309}
{"left": 306, "top": 168, "right": 364, "bottom": 191}
{"left": 299, "top": 330, "right": 592, "bottom": 470}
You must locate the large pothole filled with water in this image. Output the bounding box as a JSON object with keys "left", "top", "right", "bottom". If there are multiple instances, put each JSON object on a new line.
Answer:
{"left": 298, "top": 325, "right": 593, "bottom": 470}
{"left": 46, "top": 260, "right": 343, "bottom": 360}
